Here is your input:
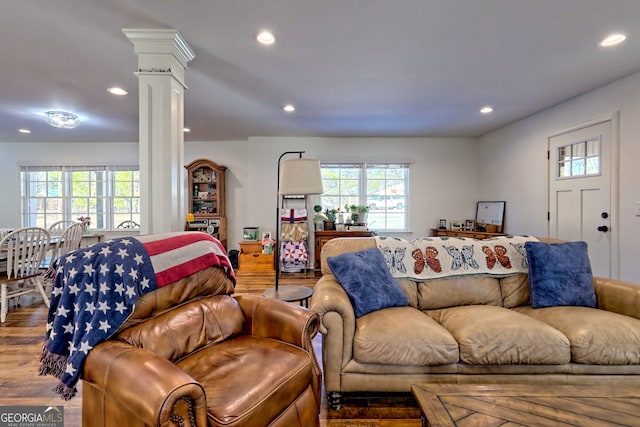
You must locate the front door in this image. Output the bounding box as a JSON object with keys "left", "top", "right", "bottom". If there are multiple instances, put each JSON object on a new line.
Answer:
{"left": 548, "top": 120, "right": 614, "bottom": 278}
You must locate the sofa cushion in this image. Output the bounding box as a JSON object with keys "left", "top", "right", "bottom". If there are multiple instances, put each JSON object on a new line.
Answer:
{"left": 417, "top": 275, "right": 502, "bottom": 310}
{"left": 525, "top": 241, "right": 596, "bottom": 308}
{"left": 513, "top": 306, "right": 640, "bottom": 365}
{"left": 177, "top": 335, "right": 312, "bottom": 426}
{"left": 500, "top": 273, "right": 531, "bottom": 308}
{"left": 427, "top": 305, "right": 571, "bottom": 365}
{"left": 353, "top": 306, "right": 459, "bottom": 365}
{"left": 327, "top": 247, "right": 409, "bottom": 317}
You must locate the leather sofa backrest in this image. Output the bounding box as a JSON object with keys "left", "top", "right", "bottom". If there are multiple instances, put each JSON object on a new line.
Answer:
{"left": 120, "top": 266, "right": 235, "bottom": 330}
{"left": 117, "top": 294, "right": 244, "bottom": 362}
{"left": 320, "top": 237, "right": 535, "bottom": 309}
{"left": 417, "top": 276, "right": 502, "bottom": 309}
{"left": 500, "top": 273, "right": 531, "bottom": 308}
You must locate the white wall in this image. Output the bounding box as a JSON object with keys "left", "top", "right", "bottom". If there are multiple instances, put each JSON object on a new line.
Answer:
{"left": 1, "top": 137, "right": 479, "bottom": 255}
{"left": 478, "top": 71, "right": 640, "bottom": 282}
{"left": 0, "top": 142, "right": 139, "bottom": 228}
{"left": 186, "top": 136, "right": 480, "bottom": 251}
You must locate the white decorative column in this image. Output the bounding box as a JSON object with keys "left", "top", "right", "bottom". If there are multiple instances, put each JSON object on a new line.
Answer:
{"left": 123, "top": 29, "right": 195, "bottom": 234}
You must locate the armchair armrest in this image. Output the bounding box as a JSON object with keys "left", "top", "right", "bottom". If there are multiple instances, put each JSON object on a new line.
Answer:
{"left": 594, "top": 276, "right": 640, "bottom": 320}
{"left": 83, "top": 340, "right": 208, "bottom": 426}
{"left": 235, "top": 294, "right": 319, "bottom": 346}
{"left": 309, "top": 274, "right": 357, "bottom": 394}
{"left": 235, "top": 294, "right": 322, "bottom": 409}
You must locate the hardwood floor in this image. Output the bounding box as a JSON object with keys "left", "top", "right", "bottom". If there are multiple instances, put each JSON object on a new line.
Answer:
{"left": 0, "top": 271, "right": 420, "bottom": 426}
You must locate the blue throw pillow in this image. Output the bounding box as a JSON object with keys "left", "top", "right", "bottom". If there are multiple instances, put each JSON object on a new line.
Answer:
{"left": 327, "top": 247, "right": 409, "bottom": 317}
{"left": 524, "top": 241, "right": 596, "bottom": 308}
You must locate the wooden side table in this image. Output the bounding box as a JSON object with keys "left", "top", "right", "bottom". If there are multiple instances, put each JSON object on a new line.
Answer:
{"left": 238, "top": 241, "right": 274, "bottom": 271}
{"left": 263, "top": 285, "right": 313, "bottom": 308}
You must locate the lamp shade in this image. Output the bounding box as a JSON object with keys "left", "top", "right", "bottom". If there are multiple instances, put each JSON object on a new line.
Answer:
{"left": 279, "top": 158, "right": 324, "bottom": 195}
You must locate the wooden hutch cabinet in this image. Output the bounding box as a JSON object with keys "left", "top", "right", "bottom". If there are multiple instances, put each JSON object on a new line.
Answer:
{"left": 184, "top": 158, "right": 228, "bottom": 248}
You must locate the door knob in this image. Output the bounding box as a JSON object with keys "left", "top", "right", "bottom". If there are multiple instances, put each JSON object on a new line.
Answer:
{"left": 597, "top": 225, "right": 609, "bottom": 232}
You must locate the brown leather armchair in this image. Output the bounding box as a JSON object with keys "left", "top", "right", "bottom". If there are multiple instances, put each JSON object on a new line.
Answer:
{"left": 81, "top": 266, "right": 321, "bottom": 427}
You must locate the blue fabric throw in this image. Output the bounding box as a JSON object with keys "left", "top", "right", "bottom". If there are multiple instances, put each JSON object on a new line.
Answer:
{"left": 327, "top": 247, "right": 408, "bottom": 317}
{"left": 524, "top": 241, "right": 596, "bottom": 308}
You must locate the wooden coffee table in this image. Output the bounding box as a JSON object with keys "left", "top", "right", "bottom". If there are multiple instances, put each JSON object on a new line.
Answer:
{"left": 412, "top": 384, "right": 640, "bottom": 426}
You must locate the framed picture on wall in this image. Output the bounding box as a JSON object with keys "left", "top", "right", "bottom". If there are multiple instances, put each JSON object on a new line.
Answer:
{"left": 475, "top": 201, "right": 506, "bottom": 233}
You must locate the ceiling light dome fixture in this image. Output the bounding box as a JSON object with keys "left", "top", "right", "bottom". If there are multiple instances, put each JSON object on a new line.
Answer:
{"left": 480, "top": 106, "right": 494, "bottom": 114}
{"left": 107, "top": 87, "right": 128, "bottom": 96}
{"left": 45, "top": 111, "right": 80, "bottom": 129}
{"left": 283, "top": 104, "right": 296, "bottom": 113}
{"left": 600, "top": 33, "right": 627, "bottom": 47}
{"left": 256, "top": 30, "right": 276, "bottom": 45}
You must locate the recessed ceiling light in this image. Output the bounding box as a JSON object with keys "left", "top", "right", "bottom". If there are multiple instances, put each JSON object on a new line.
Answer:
{"left": 480, "top": 106, "right": 494, "bottom": 114}
{"left": 600, "top": 33, "right": 627, "bottom": 47}
{"left": 256, "top": 30, "right": 276, "bottom": 45}
{"left": 18, "top": 129, "right": 31, "bottom": 134}
{"left": 283, "top": 104, "right": 295, "bottom": 113}
{"left": 107, "top": 87, "right": 128, "bottom": 96}
{"left": 183, "top": 127, "right": 191, "bottom": 133}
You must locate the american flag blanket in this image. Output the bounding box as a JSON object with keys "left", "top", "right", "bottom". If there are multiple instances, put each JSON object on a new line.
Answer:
{"left": 375, "top": 235, "right": 537, "bottom": 281}
{"left": 38, "top": 232, "right": 235, "bottom": 400}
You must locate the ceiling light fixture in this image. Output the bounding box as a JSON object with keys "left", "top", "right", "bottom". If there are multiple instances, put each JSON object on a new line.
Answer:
{"left": 183, "top": 127, "right": 191, "bottom": 133}
{"left": 600, "top": 33, "right": 627, "bottom": 47}
{"left": 45, "top": 111, "right": 80, "bottom": 129}
{"left": 283, "top": 104, "right": 296, "bottom": 113}
{"left": 18, "top": 129, "right": 31, "bottom": 134}
{"left": 107, "top": 87, "right": 128, "bottom": 96}
{"left": 256, "top": 30, "right": 276, "bottom": 45}
{"left": 480, "top": 106, "right": 494, "bottom": 114}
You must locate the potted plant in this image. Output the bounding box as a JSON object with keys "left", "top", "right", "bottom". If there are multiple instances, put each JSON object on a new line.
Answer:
{"left": 344, "top": 204, "right": 353, "bottom": 224}
{"left": 349, "top": 205, "right": 369, "bottom": 225}
{"left": 323, "top": 208, "right": 337, "bottom": 230}
{"left": 313, "top": 205, "right": 325, "bottom": 230}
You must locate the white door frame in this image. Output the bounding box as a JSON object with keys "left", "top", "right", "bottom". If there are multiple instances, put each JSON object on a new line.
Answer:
{"left": 546, "top": 112, "right": 620, "bottom": 279}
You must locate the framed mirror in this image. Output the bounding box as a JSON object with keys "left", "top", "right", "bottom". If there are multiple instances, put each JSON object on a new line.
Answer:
{"left": 475, "top": 201, "right": 506, "bottom": 233}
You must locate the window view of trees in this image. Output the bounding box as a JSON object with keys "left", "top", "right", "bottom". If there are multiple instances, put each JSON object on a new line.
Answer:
{"left": 320, "top": 163, "right": 409, "bottom": 232}
{"left": 21, "top": 166, "right": 140, "bottom": 230}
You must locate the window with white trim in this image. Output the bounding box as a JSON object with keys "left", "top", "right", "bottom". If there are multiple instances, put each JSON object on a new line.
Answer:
{"left": 320, "top": 163, "right": 409, "bottom": 232}
{"left": 20, "top": 166, "right": 140, "bottom": 230}
{"left": 557, "top": 137, "right": 601, "bottom": 178}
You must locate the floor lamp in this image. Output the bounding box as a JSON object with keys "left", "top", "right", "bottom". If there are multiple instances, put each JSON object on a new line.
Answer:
{"left": 265, "top": 151, "right": 323, "bottom": 304}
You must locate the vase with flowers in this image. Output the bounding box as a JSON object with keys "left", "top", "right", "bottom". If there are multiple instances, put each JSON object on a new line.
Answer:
{"left": 77, "top": 216, "right": 91, "bottom": 234}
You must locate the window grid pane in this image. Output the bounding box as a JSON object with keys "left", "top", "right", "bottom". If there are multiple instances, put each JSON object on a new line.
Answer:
{"left": 556, "top": 137, "right": 601, "bottom": 179}
{"left": 321, "top": 163, "right": 409, "bottom": 232}
{"left": 21, "top": 166, "right": 139, "bottom": 230}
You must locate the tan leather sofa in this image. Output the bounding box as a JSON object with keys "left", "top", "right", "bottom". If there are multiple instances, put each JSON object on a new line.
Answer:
{"left": 82, "top": 266, "right": 322, "bottom": 426}
{"left": 310, "top": 237, "right": 640, "bottom": 409}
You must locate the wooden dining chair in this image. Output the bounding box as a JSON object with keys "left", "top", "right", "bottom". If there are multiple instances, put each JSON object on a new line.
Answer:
{"left": 49, "top": 222, "right": 85, "bottom": 265}
{"left": 0, "top": 227, "right": 51, "bottom": 323}
{"left": 116, "top": 220, "right": 140, "bottom": 229}
{"left": 47, "top": 220, "right": 78, "bottom": 237}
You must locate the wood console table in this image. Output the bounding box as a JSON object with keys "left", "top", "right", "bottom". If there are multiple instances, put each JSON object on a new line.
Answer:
{"left": 431, "top": 228, "right": 506, "bottom": 239}
{"left": 314, "top": 230, "right": 374, "bottom": 276}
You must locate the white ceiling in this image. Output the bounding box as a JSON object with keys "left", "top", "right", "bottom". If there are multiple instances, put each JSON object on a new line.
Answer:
{"left": 2, "top": 0, "right": 640, "bottom": 143}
